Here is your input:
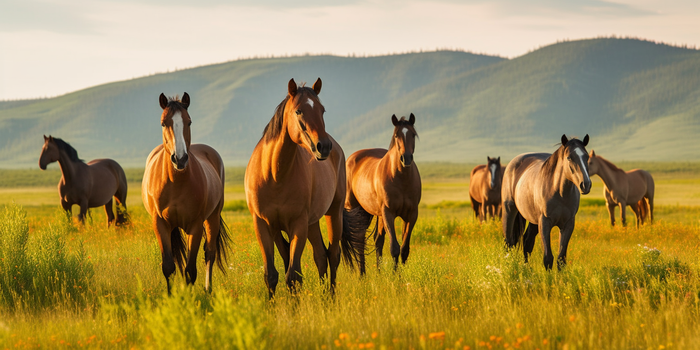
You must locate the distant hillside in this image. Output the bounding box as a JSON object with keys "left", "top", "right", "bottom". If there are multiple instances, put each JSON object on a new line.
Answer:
{"left": 1, "top": 38, "right": 699, "bottom": 169}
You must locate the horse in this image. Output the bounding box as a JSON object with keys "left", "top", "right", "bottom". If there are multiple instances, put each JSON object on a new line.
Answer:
{"left": 244, "top": 78, "right": 364, "bottom": 298}
{"left": 502, "top": 134, "right": 591, "bottom": 270}
{"left": 587, "top": 151, "right": 655, "bottom": 228}
{"left": 39, "top": 136, "right": 128, "bottom": 226}
{"left": 142, "top": 92, "right": 230, "bottom": 293}
{"left": 469, "top": 156, "right": 503, "bottom": 222}
{"left": 345, "top": 114, "right": 422, "bottom": 273}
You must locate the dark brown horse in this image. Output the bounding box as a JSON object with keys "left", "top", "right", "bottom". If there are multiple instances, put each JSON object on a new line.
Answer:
{"left": 345, "top": 114, "right": 421, "bottom": 273}
{"left": 244, "top": 78, "right": 364, "bottom": 297}
{"left": 469, "top": 156, "right": 503, "bottom": 222}
{"left": 39, "top": 136, "right": 128, "bottom": 226}
{"left": 502, "top": 134, "right": 591, "bottom": 270}
{"left": 587, "top": 150, "right": 655, "bottom": 228}
{"left": 142, "top": 93, "right": 230, "bottom": 293}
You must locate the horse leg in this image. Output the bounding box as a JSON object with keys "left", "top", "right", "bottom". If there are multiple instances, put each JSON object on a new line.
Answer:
{"left": 307, "top": 221, "right": 329, "bottom": 284}
{"left": 115, "top": 182, "right": 128, "bottom": 225}
{"left": 203, "top": 214, "right": 221, "bottom": 293}
{"left": 470, "top": 195, "right": 480, "bottom": 221}
{"left": 557, "top": 218, "right": 576, "bottom": 271}
{"left": 325, "top": 207, "right": 343, "bottom": 293}
{"left": 273, "top": 230, "right": 290, "bottom": 274}
{"left": 61, "top": 200, "right": 72, "bottom": 222}
{"left": 185, "top": 225, "right": 204, "bottom": 286}
{"left": 381, "top": 209, "right": 400, "bottom": 270}
{"left": 253, "top": 217, "right": 278, "bottom": 299}
{"left": 648, "top": 196, "right": 654, "bottom": 224}
{"left": 522, "top": 223, "right": 538, "bottom": 263}
{"left": 606, "top": 201, "right": 616, "bottom": 227}
{"left": 629, "top": 203, "right": 641, "bottom": 229}
{"left": 375, "top": 217, "right": 386, "bottom": 271}
{"left": 502, "top": 200, "right": 519, "bottom": 248}
{"left": 153, "top": 218, "right": 176, "bottom": 294}
{"left": 619, "top": 202, "right": 627, "bottom": 227}
{"left": 286, "top": 219, "right": 309, "bottom": 293}
{"left": 539, "top": 216, "right": 554, "bottom": 270}
{"left": 399, "top": 214, "right": 417, "bottom": 264}
{"left": 104, "top": 198, "right": 116, "bottom": 227}
{"left": 78, "top": 199, "right": 89, "bottom": 225}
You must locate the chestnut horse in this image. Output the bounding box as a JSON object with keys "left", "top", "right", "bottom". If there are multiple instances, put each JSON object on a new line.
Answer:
{"left": 345, "top": 114, "right": 421, "bottom": 273}
{"left": 39, "top": 136, "right": 128, "bottom": 226}
{"left": 142, "top": 93, "right": 230, "bottom": 293}
{"left": 245, "top": 78, "right": 364, "bottom": 298}
{"left": 587, "top": 151, "right": 654, "bottom": 228}
{"left": 469, "top": 156, "right": 503, "bottom": 222}
{"left": 502, "top": 134, "right": 591, "bottom": 270}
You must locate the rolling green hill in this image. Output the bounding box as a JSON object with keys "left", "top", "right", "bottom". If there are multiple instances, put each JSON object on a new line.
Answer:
{"left": 1, "top": 38, "right": 699, "bottom": 169}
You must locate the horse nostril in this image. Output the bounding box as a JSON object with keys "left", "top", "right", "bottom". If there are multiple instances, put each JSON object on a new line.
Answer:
{"left": 316, "top": 142, "right": 323, "bottom": 152}
{"left": 171, "top": 154, "right": 177, "bottom": 164}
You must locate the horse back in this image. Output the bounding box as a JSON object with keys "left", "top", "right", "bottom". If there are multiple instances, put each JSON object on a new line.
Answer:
{"left": 468, "top": 165, "right": 488, "bottom": 201}
{"left": 625, "top": 169, "right": 654, "bottom": 200}
{"left": 85, "top": 158, "right": 127, "bottom": 206}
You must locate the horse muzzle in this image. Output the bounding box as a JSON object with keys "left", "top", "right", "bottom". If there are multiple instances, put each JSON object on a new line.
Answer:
{"left": 39, "top": 162, "right": 47, "bottom": 170}
{"left": 313, "top": 139, "right": 332, "bottom": 161}
{"left": 579, "top": 180, "right": 591, "bottom": 195}
{"left": 171, "top": 153, "right": 189, "bottom": 170}
{"left": 400, "top": 153, "right": 413, "bottom": 167}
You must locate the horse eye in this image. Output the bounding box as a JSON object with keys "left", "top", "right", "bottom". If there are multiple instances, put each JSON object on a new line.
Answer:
{"left": 161, "top": 122, "right": 165, "bottom": 127}
{"left": 295, "top": 109, "right": 302, "bottom": 116}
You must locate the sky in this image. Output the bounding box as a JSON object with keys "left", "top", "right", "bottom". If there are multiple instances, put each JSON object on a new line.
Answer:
{"left": 1, "top": 0, "right": 699, "bottom": 100}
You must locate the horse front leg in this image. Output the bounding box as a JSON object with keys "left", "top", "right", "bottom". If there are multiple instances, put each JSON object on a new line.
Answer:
{"left": 375, "top": 217, "right": 386, "bottom": 271}
{"left": 104, "top": 198, "right": 116, "bottom": 226}
{"left": 78, "top": 199, "right": 89, "bottom": 225}
{"left": 606, "top": 201, "right": 616, "bottom": 227}
{"left": 400, "top": 212, "right": 418, "bottom": 264}
{"left": 153, "top": 218, "right": 176, "bottom": 294}
{"left": 307, "top": 221, "right": 329, "bottom": 284}
{"left": 557, "top": 218, "right": 576, "bottom": 271}
{"left": 286, "top": 218, "right": 309, "bottom": 293}
{"left": 539, "top": 216, "right": 554, "bottom": 270}
{"left": 619, "top": 202, "right": 628, "bottom": 227}
{"left": 381, "top": 208, "right": 400, "bottom": 270}
{"left": 253, "top": 217, "right": 278, "bottom": 299}
{"left": 185, "top": 224, "right": 204, "bottom": 286}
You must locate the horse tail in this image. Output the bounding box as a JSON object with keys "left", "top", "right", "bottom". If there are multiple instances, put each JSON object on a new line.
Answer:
{"left": 215, "top": 217, "right": 232, "bottom": 273}
{"left": 508, "top": 211, "right": 527, "bottom": 247}
{"left": 171, "top": 227, "right": 187, "bottom": 276}
{"left": 341, "top": 206, "right": 372, "bottom": 270}
{"left": 114, "top": 164, "right": 129, "bottom": 226}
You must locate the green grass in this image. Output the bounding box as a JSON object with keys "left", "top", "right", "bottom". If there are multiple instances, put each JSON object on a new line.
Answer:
{"left": 0, "top": 200, "right": 699, "bottom": 349}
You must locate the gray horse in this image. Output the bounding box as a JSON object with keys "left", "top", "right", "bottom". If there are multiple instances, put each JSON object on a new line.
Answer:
{"left": 502, "top": 134, "right": 591, "bottom": 270}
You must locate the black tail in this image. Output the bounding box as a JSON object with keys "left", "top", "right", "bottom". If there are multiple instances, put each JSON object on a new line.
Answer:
{"left": 341, "top": 207, "right": 372, "bottom": 270}
{"left": 507, "top": 211, "right": 527, "bottom": 248}
{"left": 115, "top": 203, "right": 129, "bottom": 226}
{"left": 171, "top": 227, "right": 188, "bottom": 275}
{"left": 215, "top": 217, "right": 232, "bottom": 273}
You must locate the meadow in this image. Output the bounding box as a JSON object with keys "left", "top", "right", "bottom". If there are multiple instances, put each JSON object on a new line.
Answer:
{"left": 1, "top": 163, "right": 700, "bottom": 349}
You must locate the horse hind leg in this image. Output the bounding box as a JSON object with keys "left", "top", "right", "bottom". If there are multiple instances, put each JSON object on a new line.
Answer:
{"left": 375, "top": 217, "right": 386, "bottom": 271}
{"left": 307, "top": 221, "right": 329, "bottom": 284}
{"left": 104, "top": 198, "right": 116, "bottom": 226}
{"left": 470, "top": 196, "right": 481, "bottom": 221}
{"left": 522, "top": 222, "right": 538, "bottom": 263}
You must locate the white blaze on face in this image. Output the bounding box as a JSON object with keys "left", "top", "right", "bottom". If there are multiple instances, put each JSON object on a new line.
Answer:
{"left": 489, "top": 163, "right": 497, "bottom": 187}
{"left": 172, "top": 111, "right": 187, "bottom": 160}
{"left": 402, "top": 127, "right": 408, "bottom": 139}
{"left": 573, "top": 147, "right": 590, "bottom": 183}
{"left": 306, "top": 98, "right": 314, "bottom": 109}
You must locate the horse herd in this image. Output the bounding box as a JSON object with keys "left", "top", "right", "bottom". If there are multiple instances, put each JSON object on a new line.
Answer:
{"left": 37, "top": 78, "right": 656, "bottom": 296}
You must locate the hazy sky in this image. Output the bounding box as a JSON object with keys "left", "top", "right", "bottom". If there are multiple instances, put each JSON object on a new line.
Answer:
{"left": 1, "top": 0, "right": 699, "bottom": 100}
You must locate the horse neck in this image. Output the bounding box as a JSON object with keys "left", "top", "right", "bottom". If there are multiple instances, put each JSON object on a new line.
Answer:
{"left": 57, "top": 150, "right": 84, "bottom": 184}
{"left": 384, "top": 144, "right": 409, "bottom": 179}
{"left": 542, "top": 152, "right": 575, "bottom": 196}
{"left": 264, "top": 124, "right": 300, "bottom": 180}
{"left": 593, "top": 159, "right": 622, "bottom": 188}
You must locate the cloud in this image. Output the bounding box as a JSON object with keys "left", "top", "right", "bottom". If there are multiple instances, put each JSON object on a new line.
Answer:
{"left": 434, "top": 0, "right": 654, "bottom": 18}
{"left": 0, "top": 0, "right": 99, "bottom": 34}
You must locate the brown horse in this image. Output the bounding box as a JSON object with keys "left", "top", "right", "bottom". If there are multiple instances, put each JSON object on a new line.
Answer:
{"left": 587, "top": 151, "right": 654, "bottom": 228}
{"left": 39, "top": 136, "right": 128, "bottom": 226}
{"left": 502, "top": 134, "right": 591, "bottom": 270}
{"left": 142, "top": 92, "right": 230, "bottom": 293}
{"left": 244, "top": 78, "right": 364, "bottom": 298}
{"left": 469, "top": 156, "right": 503, "bottom": 222}
{"left": 345, "top": 114, "right": 421, "bottom": 273}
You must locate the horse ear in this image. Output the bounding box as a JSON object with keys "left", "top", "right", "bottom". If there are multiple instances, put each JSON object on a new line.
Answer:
{"left": 590, "top": 150, "right": 596, "bottom": 157}
{"left": 561, "top": 134, "right": 568, "bottom": 146}
{"left": 181, "top": 92, "right": 190, "bottom": 109}
{"left": 43, "top": 135, "right": 48, "bottom": 141}
{"left": 583, "top": 134, "right": 590, "bottom": 146}
{"left": 312, "top": 78, "right": 322, "bottom": 95}
{"left": 159, "top": 93, "right": 168, "bottom": 110}
{"left": 288, "top": 78, "right": 298, "bottom": 97}
{"left": 391, "top": 114, "right": 399, "bottom": 126}
{"left": 487, "top": 156, "right": 491, "bottom": 162}
{"left": 48, "top": 135, "right": 54, "bottom": 141}
{"left": 497, "top": 157, "right": 501, "bottom": 163}
{"left": 409, "top": 113, "right": 415, "bottom": 125}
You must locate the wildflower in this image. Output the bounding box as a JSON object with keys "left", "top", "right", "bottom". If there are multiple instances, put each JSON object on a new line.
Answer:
{"left": 371, "top": 332, "right": 378, "bottom": 339}
{"left": 429, "top": 332, "right": 446, "bottom": 340}
{"left": 339, "top": 333, "right": 349, "bottom": 340}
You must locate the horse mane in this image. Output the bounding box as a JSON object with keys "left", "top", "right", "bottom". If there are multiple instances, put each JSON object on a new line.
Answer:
{"left": 388, "top": 117, "right": 419, "bottom": 150}
{"left": 52, "top": 137, "right": 83, "bottom": 163}
{"left": 541, "top": 138, "right": 586, "bottom": 175}
{"left": 164, "top": 95, "right": 187, "bottom": 115}
{"left": 262, "top": 87, "right": 319, "bottom": 143}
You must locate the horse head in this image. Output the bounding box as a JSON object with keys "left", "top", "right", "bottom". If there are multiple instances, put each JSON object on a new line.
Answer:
{"left": 561, "top": 134, "right": 591, "bottom": 194}
{"left": 391, "top": 113, "right": 418, "bottom": 167}
{"left": 159, "top": 93, "right": 192, "bottom": 171}
{"left": 487, "top": 156, "right": 501, "bottom": 189}
{"left": 285, "top": 78, "right": 331, "bottom": 161}
{"left": 39, "top": 135, "right": 59, "bottom": 170}
{"left": 587, "top": 150, "right": 600, "bottom": 176}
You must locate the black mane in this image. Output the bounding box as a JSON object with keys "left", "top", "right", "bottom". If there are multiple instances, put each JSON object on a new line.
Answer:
{"left": 541, "top": 138, "right": 585, "bottom": 174}
{"left": 53, "top": 137, "right": 83, "bottom": 163}
{"left": 262, "top": 87, "right": 318, "bottom": 143}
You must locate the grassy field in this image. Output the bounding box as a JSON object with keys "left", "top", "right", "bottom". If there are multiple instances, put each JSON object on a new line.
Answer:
{"left": 1, "top": 163, "right": 700, "bottom": 349}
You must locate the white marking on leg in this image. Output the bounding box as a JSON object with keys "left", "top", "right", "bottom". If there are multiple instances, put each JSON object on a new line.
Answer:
{"left": 306, "top": 98, "right": 314, "bottom": 108}
{"left": 172, "top": 111, "right": 187, "bottom": 160}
